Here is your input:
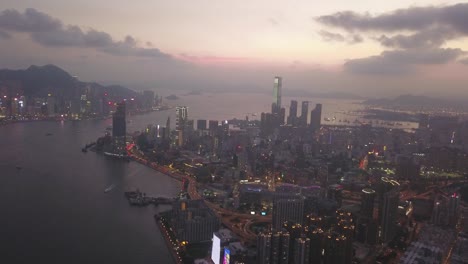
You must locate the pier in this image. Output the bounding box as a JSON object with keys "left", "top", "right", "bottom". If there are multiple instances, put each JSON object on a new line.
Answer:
{"left": 124, "top": 190, "right": 175, "bottom": 207}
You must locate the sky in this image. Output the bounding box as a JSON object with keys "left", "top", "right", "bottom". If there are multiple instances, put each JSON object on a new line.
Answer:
{"left": 0, "top": 1, "right": 468, "bottom": 98}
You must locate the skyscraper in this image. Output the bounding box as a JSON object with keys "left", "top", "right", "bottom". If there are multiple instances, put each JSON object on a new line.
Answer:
{"left": 112, "top": 102, "right": 126, "bottom": 138}
{"left": 175, "top": 106, "right": 188, "bottom": 130}
{"left": 361, "top": 188, "right": 376, "bottom": 219}
{"left": 310, "top": 103, "right": 322, "bottom": 131}
{"left": 273, "top": 197, "right": 304, "bottom": 231}
{"left": 112, "top": 102, "right": 126, "bottom": 154}
{"left": 300, "top": 101, "right": 308, "bottom": 127}
{"left": 272, "top": 77, "right": 282, "bottom": 114}
{"left": 287, "top": 100, "right": 298, "bottom": 125}
{"left": 293, "top": 238, "right": 310, "bottom": 264}
{"left": 257, "top": 232, "right": 272, "bottom": 264}
{"left": 380, "top": 189, "right": 399, "bottom": 243}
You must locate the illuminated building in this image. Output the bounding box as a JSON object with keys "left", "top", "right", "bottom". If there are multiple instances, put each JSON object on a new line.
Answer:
{"left": 256, "top": 232, "right": 271, "bottom": 264}
{"left": 272, "top": 197, "right": 304, "bottom": 231}
{"left": 310, "top": 103, "right": 322, "bottom": 131}
{"left": 293, "top": 238, "right": 310, "bottom": 264}
{"left": 176, "top": 106, "right": 188, "bottom": 130}
{"left": 112, "top": 102, "right": 126, "bottom": 154}
{"left": 47, "top": 96, "right": 56, "bottom": 117}
{"left": 272, "top": 76, "right": 282, "bottom": 114}
{"left": 171, "top": 200, "right": 219, "bottom": 243}
{"left": 360, "top": 188, "right": 376, "bottom": 219}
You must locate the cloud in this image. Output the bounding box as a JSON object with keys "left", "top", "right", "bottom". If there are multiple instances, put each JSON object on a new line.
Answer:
{"left": 0, "top": 30, "right": 11, "bottom": 39}
{"left": 318, "top": 30, "right": 345, "bottom": 42}
{"left": 318, "top": 30, "right": 363, "bottom": 44}
{"left": 0, "top": 8, "right": 172, "bottom": 59}
{"left": 316, "top": 4, "right": 468, "bottom": 33}
{"left": 345, "top": 48, "right": 464, "bottom": 74}
{"left": 0, "top": 8, "right": 61, "bottom": 32}
{"left": 376, "top": 26, "right": 457, "bottom": 49}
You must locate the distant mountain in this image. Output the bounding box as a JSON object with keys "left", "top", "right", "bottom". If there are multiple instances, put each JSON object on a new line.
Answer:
{"left": 0, "top": 64, "right": 138, "bottom": 99}
{"left": 363, "top": 94, "right": 466, "bottom": 111}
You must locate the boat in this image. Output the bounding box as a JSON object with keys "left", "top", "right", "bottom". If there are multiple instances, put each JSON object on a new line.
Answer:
{"left": 104, "top": 184, "right": 116, "bottom": 193}
{"left": 81, "top": 148, "right": 88, "bottom": 153}
{"left": 45, "top": 133, "right": 53, "bottom": 136}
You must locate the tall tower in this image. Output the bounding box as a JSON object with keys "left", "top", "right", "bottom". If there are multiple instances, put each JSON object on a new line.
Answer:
{"left": 300, "top": 101, "right": 309, "bottom": 127}
{"left": 175, "top": 106, "right": 188, "bottom": 130}
{"left": 112, "top": 102, "right": 126, "bottom": 154}
{"left": 272, "top": 76, "right": 282, "bottom": 114}
{"left": 361, "top": 188, "right": 376, "bottom": 219}
{"left": 287, "top": 100, "right": 298, "bottom": 125}
{"left": 380, "top": 189, "right": 399, "bottom": 243}
{"left": 310, "top": 103, "right": 322, "bottom": 131}
{"left": 112, "top": 102, "right": 126, "bottom": 138}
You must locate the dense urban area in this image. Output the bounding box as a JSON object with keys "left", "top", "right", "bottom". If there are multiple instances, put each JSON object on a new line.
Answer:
{"left": 2, "top": 74, "right": 468, "bottom": 264}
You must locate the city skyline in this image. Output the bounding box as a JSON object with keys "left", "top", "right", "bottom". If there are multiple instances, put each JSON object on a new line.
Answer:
{"left": 1, "top": 1, "right": 468, "bottom": 98}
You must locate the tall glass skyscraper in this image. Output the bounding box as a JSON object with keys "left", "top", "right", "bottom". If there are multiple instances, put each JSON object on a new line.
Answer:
{"left": 272, "top": 76, "right": 282, "bottom": 114}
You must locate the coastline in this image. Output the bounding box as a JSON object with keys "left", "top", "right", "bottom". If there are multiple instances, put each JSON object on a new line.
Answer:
{"left": 154, "top": 214, "right": 183, "bottom": 264}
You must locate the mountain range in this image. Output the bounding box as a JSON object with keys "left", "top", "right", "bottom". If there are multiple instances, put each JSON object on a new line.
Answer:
{"left": 0, "top": 64, "right": 138, "bottom": 100}
{"left": 363, "top": 94, "right": 467, "bottom": 111}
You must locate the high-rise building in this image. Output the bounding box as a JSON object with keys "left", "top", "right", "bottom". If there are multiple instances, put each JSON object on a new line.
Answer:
{"left": 257, "top": 232, "right": 272, "bottom": 264}
{"left": 112, "top": 102, "right": 126, "bottom": 154}
{"left": 293, "top": 238, "right": 310, "bottom": 264}
{"left": 300, "top": 101, "right": 309, "bottom": 127}
{"left": 209, "top": 120, "right": 219, "bottom": 136}
{"left": 273, "top": 197, "right": 304, "bottom": 231}
{"left": 361, "top": 188, "right": 376, "bottom": 219}
{"left": 310, "top": 103, "right": 322, "bottom": 131}
{"left": 197, "top": 119, "right": 207, "bottom": 130}
{"left": 380, "top": 189, "right": 399, "bottom": 243}
{"left": 47, "top": 96, "right": 56, "bottom": 117}
{"left": 272, "top": 77, "right": 282, "bottom": 114}
{"left": 287, "top": 100, "right": 298, "bottom": 125}
{"left": 327, "top": 184, "right": 343, "bottom": 208}
{"left": 176, "top": 106, "right": 188, "bottom": 131}
{"left": 448, "top": 193, "right": 460, "bottom": 227}
{"left": 112, "top": 102, "right": 126, "bottom": 138}
{"left": 171, "top": 200, "right": 219, "bottom": 243}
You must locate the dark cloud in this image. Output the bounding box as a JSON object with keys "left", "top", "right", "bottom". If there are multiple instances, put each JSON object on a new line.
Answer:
{"left": 376, "top": 26, "right": 457, "bottom": 49}
{"left": 0, "top": 8, "right": 61, "bottom": 32}
{"left": 100, "top": 36, "right": 171, "bottom": 58}
{"left": 0, "top": 8, "right": 172, "bottom": 59}
{"left": 318, "top": 30, "right": 345, "bottom": 42}
{"left": 316, "top": 3, "right": 468, "bottom": 33}
{"left": 318, "top": 30, "right": 363, "bottom": 44}
{"left": 345, "top": 48, "right": 464, "bottom": 75}
{"left": 0, "top": 30, "right": 11, "bottom": 39}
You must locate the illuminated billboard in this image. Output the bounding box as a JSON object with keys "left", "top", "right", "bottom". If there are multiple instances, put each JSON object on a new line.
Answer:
{"left": 223, "top": 248, "right": 230, "bottom": 264}
{"left": 211, "top": 233, "right": 221, "bottom": 264}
